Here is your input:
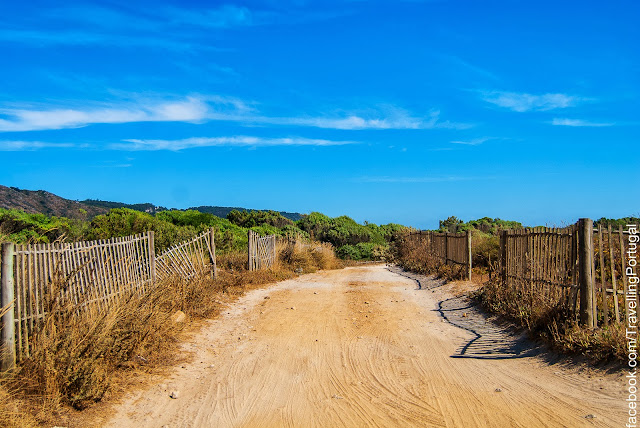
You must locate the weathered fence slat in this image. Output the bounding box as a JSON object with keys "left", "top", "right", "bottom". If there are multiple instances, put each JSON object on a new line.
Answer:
{"left": 598, "top": 224, "right": 608, "bottom": 326}
{"left": 578, "top": 219, "right": 595, "bottom": 328}
{"left": 497, "top": 224, "right": 582, "bottom": 322}
{"left": 607, "top": 225, "right": 620, "bottom": 322}
{"left": 407, "top": 230, "right": 472, "bottom": 280}
{"left": 0, "top": 229, "right": 219, "bottom": 369}
{"left": 1, "top": 243, "right": 16, "bottom": 371}
{"left": 248, "top": 231, "right": 276, "bottom": 271}
{"left": 155, "top": 229, "right": 216, "bottom": 281}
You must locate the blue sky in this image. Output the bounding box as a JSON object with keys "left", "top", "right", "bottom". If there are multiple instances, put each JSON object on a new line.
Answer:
{"left": 0, "top": 0, "right": 638, "bottom": 228}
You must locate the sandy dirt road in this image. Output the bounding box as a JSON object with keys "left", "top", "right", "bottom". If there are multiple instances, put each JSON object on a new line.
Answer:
{"left": 106, "top": 265, "right": 625, "bottom": 427}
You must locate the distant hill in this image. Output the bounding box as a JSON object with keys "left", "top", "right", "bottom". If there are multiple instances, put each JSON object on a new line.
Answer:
{"left": 1, "top": 185, "right": 303, "bottom": 221}
{"left": 0, "top": 185, "right": 108, "bottom": 218}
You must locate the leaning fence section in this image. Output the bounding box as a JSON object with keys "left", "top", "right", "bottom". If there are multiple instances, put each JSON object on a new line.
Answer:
{"left": 0, "top": 229, "right": 218, "bottom": 369}
{"left": 407, "top": 230, "right": 472, "bottom": 280}
{"left": 4, "top": 233, "right": 154, "bottom": 363}
{"left": 500, "top": 226, "right": 578, "bottom": 315}
{"left": 248, "top": 230, "right": 277, "bottom": 271}
{"left": 156, "top": 228, "right": 216, "bottom": 281}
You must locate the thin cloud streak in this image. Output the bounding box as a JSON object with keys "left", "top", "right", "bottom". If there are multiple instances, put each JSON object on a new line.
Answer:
{"left": 450, "top": 137, "right": 491, "bottom": 146}
{"left": 551, "top": 118, "right": 614, "bottom": 127}
{"left": 0, "top": 97, "right": 210, "bottom": 131}
{"left": 266, "top": 110, "right": 471, "bottom": 130}
{"left": 0, "top": 97, "right": 468, "bottom": 132}
{"left": 447, "top": 56, "right": 499, "bottom": 81}
{"left": 0, "top": 140, "right": 74, "bottom": 151}
{"left": 115, "top": 136, "right": 358, "bottom": 151}
{"left": 164, "top": 5, "right": 255, "bottom": 28}
{"left": 0, "top": 4, "right": 265, "bottom": 50}
{"left": 482, "top": 91, "right": 583, "bottom": 112}
{"left": 0, "top": 29, "right": 218, "bottom": 52}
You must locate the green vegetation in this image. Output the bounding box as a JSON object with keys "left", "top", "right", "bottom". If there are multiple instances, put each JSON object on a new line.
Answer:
{"left": 594, "top": 216, "right": 640, "bottom": 229}
{"left": 0, "top": 207, "right": 406, "bottom": 260}
{"left": 81, "top": 198, "right": 165, "bottom": 213}
{"left": 438, "top": 215, "right": 522, "bottom": 233}
{"left": 0, "top": 209, "right": 86, "bottom": 243}
{"left": 297, "top": 212, "right": 405, "bottom": 259}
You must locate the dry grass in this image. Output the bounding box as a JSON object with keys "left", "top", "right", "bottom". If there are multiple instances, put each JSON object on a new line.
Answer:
{"left": 392, "top": 236, "right": 467, "bottom": 281}
{"left": 278, "top": 240, "right": 340, "bottom": 273}
{"left": 0, "top": 240, "right": 341, "bottom": 426}
{"left": 476, "top": 279, "right": 626, "bottom": 364}
{"left": 393, "top": 232, "right": 626, "bottom": 364}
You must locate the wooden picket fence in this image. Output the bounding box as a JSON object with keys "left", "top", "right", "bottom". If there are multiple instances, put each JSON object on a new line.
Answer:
{"left": 499, "top": 226, "right": 579, "bottom": 315}
{"left": 407, "top": 230, "right": 472, "bottom": 280}
{"left": 156, "top": 229, "right": 216, "bottom": 281}
{"left": 247, "top": 230, "right": 277, "bottom": 271}
{"left": 499, "top": 219, "right": 635, "bottom": 327}
{"left": 593, "top": 223, "right": 632, "bottom": 327}
{"left": 0, "top": 229, "right": 217, "bottom": 370}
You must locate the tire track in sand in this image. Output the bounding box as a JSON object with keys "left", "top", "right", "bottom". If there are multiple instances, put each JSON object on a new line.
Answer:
{"left": 105, "top": 265, "right": 626, "bottom": 427}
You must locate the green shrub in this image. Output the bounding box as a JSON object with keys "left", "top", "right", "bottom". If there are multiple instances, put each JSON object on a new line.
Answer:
{"left": 86, "top": 208, "right": 196, "bottom": 252}
{"left": 0, "top": 209, "right": 85, "bottom": 243}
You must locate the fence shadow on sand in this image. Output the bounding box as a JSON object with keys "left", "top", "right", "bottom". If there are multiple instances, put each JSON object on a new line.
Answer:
{"left": 387, "top": 266, "right": 543, "bottom": 360}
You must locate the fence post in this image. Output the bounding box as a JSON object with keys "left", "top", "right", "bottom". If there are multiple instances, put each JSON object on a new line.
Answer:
{"left": 444, "top": 232, "right": 449, "bottom": 265}
{"left": 578, "top": 218, "right": 595, "bottom": 328}
{"left": 148, "top": 231, "right": 157, "bottom": 283}
{"left": 272, "top": 235, "right": 276, "bottom": 266}
{"left": 500, "top": 230, "right": 507, "bottom": 286}
{"left": 209, "top": 228, "right": 217, "bottom": 278}
{"left": 466, "top": 230, "right": 472, "bottom": 281}
{"left": 247, "top": 230, "right": 253, "bottom": 272}
{"left": 1, "top": 242, "right": 16, "bottom": 372}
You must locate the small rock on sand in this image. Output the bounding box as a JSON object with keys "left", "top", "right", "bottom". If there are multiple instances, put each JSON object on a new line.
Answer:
{"left": 170, "top": 310, "right": 186, "bottom": 323}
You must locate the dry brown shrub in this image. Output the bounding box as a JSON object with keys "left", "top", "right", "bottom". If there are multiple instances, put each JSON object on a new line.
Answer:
{"left": 476, "top": 278, "right": 626, "bottom": 364}
{"left": 309, "top": 242, "right": 340, "bottom": 270}
{"left": 12, "top": 277, "right": 185, "bottom": 414}
{"left": 0, "top": 385, "right": 39, "bottom": 428}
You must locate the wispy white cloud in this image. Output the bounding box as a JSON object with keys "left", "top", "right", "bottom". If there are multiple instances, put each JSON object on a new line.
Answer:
{"left": 0, "top": 4, "right": 271, "bottom": 52}
{"left": 447, "top": 56, "right": 499, "bottom": 81}
{"left": 164, "top": 5, "right": 255, "bottom": 28}
{"left": 0, "top": 96, "right": 466, "bottom": 132}
{"left": 481, "top": 91, "right": 582, "bottom": 112}
{"left": 48, "top": 5, "right": 162, "bottom": 31}
{"left": 450, "top": 137, "right": 491, "bottom": 146}
{"left": 0, "top": 140, "right": 74, "bottom": 151}
{"left": 0, "top": 97, "right": 211, "bottom": 131}
{"left": 114, "top": 136, "right": 357, "bottom": 151}
{"left": 266, "top": 109, "right": 471, "bottom": 130}
{"left": 0, "top": 29, "right": 216, "bottom": 52}
{"left": 275, "top": 115, "right": 424, "bottom": 130}
{"left": 53, "top": 4, "right": 260, "bottom": 30}
{"left": 550, "top": 118, "right": 614, "bottom": 127}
